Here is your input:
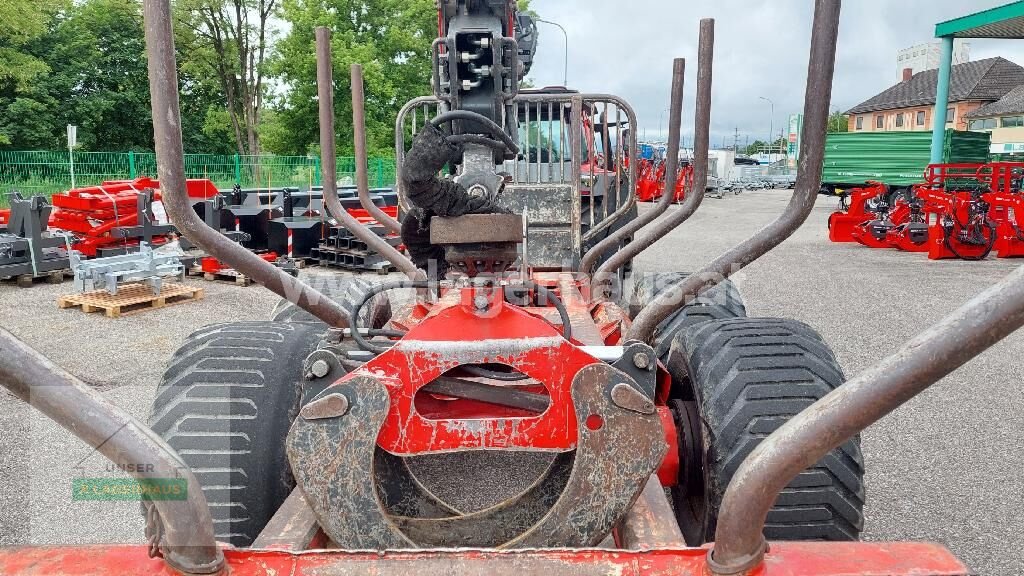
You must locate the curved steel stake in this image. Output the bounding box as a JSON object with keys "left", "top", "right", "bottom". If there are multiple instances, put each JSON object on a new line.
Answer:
{"left": 351, "top": 63, "right": 403, "bottom": 235}
{"left": 0, "top": 328, "right": 223, "bottom": 575}
{"left": 593, "top": 19, "right": 715, "bottom": 292}
{"left": 627, "top": 7, "right": 824, "bottom": 343}
{"left": 315, "top": 28, "right": 420, "bottom": 280}
{"left": 580, "top": 58, "right": 686, "bottom": 276}
{"left": 144, "top": 0, "right": 352, "bottom": 328}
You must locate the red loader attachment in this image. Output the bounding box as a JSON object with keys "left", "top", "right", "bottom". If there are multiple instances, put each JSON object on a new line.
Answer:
{"left": 828, "top": 162, "right": 1024, "bottom": 260}
{"left": 636, "top": 158, "right": 693, "bottom": 203}
{"left": 49, "top": 177, "right": 219, "bottom": 256}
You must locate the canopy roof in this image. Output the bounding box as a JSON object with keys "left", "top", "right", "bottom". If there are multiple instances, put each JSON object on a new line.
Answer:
{"left": 936, "top": 1, "right": 1024, "bottom": 39}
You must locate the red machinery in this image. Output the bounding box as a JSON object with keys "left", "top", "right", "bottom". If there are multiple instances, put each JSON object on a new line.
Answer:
{"left": 199, "top": 252, "right": 278, "bottom": 274}
{"left": 827, "top": 181, "right": 890, "bottom": 244}
{"left": 49, "top": 177, "right": 220, "bottom": 256}
{"left": 636, "top": 158, "right": 662, "bottom": 201}
{"left": 828, "top": 163, "right": 1024, "bottom": 260}
{"left": 636, "top": 159, "right": 692, "bottom": 203}
{"left": 912, "top": 163, "right": 1024, "bottom": 260}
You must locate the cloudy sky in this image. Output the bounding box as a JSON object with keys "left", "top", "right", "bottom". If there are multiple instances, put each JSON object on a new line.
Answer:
{"left": 524, "top": 0, "right": 1024, "bottom": 147}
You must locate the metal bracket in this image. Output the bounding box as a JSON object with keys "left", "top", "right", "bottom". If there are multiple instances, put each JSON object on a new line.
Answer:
{"left": 71, "top": 242, "right": 184, "bottom": 295}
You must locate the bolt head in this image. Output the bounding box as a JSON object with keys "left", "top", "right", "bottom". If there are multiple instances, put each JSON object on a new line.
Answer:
{"left": 310, "top": 359, "right": 331, "bottom": 379}
{"left": 473, "top": 294, "right": 490, "bottom": 312}
{"left": 632, "top": 351, "right": 651, "bottom": 370}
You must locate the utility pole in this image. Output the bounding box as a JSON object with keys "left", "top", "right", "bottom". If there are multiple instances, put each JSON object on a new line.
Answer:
{"left": 535, "top": 19, "right": 569, "bottom": 86}
{"left": 759, "top": 96, "right": 775, "bottom": 155}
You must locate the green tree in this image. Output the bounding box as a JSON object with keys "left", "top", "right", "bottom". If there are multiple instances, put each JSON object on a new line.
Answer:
{"left": 269, "top": 0, "right": 438, "bottom": 157}
{"left": 39, "top": 0, "right": 154, "bottom": 150}
{"left": 743, "top": 140, "right": 766, "bottom": 155}
{"left": 174, "top": 0, "right": 279, "bottom": 156}
{"left": 0, "top": 0, "right": 69, "bottom": 146}
{"left": 827, "top": 110, "right": 849, "bottom": 133}
{"left": 0, "top": 0, "right": 68, "bottom": 90}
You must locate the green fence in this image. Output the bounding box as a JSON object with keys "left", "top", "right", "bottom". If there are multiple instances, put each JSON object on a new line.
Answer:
{"left": 0, "top": 151, "right": 397, "bottom": 208}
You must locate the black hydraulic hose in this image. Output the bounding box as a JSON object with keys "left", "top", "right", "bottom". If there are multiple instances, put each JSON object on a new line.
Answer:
{"left": 430, "top": 110, "right": 519, "bottom": 155}
{"left": 349, "top": 281, "right": 429, "bottom": 354}
{"left": 448, "top": 134, "right": 509, "bottom": 153}
{"left": 943, "top": 216, "right": 997, "bottom": 261}
{"left": 349, "top": 281, "right": 573, "bottom": 355}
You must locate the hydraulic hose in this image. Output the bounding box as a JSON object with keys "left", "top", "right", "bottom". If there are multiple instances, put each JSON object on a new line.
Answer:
{"left": 430, "top": 110, "right": 520, "bottom": 155}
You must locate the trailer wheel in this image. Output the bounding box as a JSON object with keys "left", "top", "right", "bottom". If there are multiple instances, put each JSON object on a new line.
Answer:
{"left": 270, "top": 275, "right": 391, "bottom": 328}
{"left": 664, "top": 317, "right": 865, "bottom": 545}
{"left": 149, "top": 321, "right": 325, "bottom": 546}
{"left": 627, "top": 272, "right": 746, "bottom": 360}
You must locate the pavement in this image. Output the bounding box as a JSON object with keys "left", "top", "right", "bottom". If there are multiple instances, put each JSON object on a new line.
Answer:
{"left": 1, "top": 189, "right": 1022, "bottom": 574}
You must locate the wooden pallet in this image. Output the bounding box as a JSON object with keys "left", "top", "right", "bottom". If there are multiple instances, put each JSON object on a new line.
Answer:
{"left": 57, "top": 282, "right": 204, "bottom": 318}
{"left": 2, "top": 269, "right": 69, "bottom": 288}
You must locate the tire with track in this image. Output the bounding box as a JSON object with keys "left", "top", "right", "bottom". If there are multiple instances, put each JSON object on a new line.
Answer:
{"left": 663, "top": 317, "right": 865, "bottom": 545}
{"left": 148, "top": 321, "right": 325, "bottom": 546}
{"left": 627, "top": 272, "right": 746, "bottom": 360}
{"left": 270, "top": 275, "right": 391, "bottom": 328}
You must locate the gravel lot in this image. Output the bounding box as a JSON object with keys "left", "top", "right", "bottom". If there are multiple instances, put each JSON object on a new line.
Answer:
{"left": 1, "top": 188, "right": 1022, "bottom": 574}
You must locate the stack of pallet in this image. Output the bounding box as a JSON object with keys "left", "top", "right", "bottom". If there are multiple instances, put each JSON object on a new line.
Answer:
{"left": 312, "top": 224, "right": 401, "bottom": 274}
{"left": 50, "top": 179, "right": 170, "bottom": 257}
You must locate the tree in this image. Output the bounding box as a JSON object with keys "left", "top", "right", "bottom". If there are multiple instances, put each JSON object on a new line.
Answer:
{"left": 0, "top": 0, "right": 68, "bottom": 146}
{"left": 827, "top": 109, "right": 849, "bottom": 133}
{"left": 40, "top": 0, "right": 155, "bottom": 151}
{"left": 0, "top": 0, "right": 68, "bottom": 90}
{"left": 269, "top": 0, "right": 437, "bottom": 157}
{"left": 175, "top": 0, "right": 278, "bottom": 157}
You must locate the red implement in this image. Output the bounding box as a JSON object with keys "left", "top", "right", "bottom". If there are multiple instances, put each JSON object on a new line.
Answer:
{"left": 200, "top": 252, "right": 278, "bottom": 274}
{"left": 0, "top": 542, "right": 970, "bottom": 576}
{"left": 827, "top": 182, "right": 888, "bottom": 243}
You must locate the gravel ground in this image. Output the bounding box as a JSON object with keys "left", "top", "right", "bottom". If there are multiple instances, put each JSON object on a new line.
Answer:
{"left": 1, "top": 189, "right": 1022, "bottom": 574}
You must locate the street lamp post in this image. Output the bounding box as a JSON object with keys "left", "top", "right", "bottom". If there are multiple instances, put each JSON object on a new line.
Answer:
{"left": 535, "top": 18, "right": 568, "bottom": 86}
{"left": 759, "top": 96, "right": 775, "bottom": 156}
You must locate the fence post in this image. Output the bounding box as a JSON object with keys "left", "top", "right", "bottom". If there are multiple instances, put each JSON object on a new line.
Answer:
{"left": 128, "top": 151, "right": 137, "bottom": 179}
{"left": 314, "top": 156, "right": 322, "bottom": 186}
{"left": 233, "top": 154, "right": 241, "bottom": 184}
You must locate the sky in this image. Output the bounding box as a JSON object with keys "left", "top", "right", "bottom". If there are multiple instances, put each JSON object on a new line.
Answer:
{"left": 523, "top": 0, "right": 1024, "bottom": 148}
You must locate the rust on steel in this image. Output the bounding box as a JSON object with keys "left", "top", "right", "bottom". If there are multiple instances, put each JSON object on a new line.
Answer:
{"left": 0, "top": 327, "right": 223, "bottom": 574}
{"left": 143, "top": 0, "right": 350, "bottom": 328}
{"left": 429, "top": 214, "right": 525, "bottom": 244}
{"left": 594, "top": 20, "right": 715, "bottom": 290}
{"left": 627, "top": 6, "right": 823, "bottom": 343}
{"left": 315, "top": 28, "right": 420, "bottom": 279}
{"left": 580, "top": 57, "right": 685, "bottom": 275}
{"left": 351, "top": 63, "right": 403, "bottom": 235}
{"left": 705, "top": 0, "right": 845, "bottom": 573}
{"left": 616, "top": 475, "right": 686, "bottom": 550}
{"left": 252, "top": 488, "right": 322, "bottom": 551}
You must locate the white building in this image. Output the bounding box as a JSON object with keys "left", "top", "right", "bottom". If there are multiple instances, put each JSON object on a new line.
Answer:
{"left": 896, "top": 40, "right": 970, "bottom": 81}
